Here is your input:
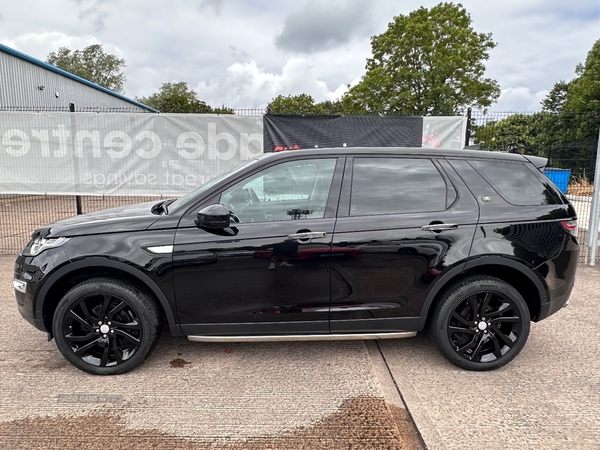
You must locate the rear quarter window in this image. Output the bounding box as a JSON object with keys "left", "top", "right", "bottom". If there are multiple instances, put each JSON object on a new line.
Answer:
{"left": 470, "top": 160, "right": 560, "bottom": 206}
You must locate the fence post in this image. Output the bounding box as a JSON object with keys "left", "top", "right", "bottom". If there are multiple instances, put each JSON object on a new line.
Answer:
{"left": 69, "top": 103, "right": 83, "bottom": 215}
{"left": 465, "top": 107, "right": 472, "bottom": 147}
{"left": 587, "top": 128, "right": 600, "bottom": 265}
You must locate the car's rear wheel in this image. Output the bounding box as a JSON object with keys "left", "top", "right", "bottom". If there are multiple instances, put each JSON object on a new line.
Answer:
{"left": 430, "top": 276, "right": 530, "bottom": 371}
{"left": 53, "top": 278, "right": 161, "bottom": 375}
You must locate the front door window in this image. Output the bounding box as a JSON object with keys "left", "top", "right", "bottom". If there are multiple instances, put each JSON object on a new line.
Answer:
{"left": 220, "top": 158, "right": 337, "bottom": 223}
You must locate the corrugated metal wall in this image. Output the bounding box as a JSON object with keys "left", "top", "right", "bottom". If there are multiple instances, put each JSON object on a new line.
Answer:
{"left": 0, "top": 52, "right": 148, "bottom": 113}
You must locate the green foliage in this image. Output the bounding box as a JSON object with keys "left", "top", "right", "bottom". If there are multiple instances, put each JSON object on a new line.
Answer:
{"left": 136, "top": 82, "right": 233, "bottom": 114}
{"left": 47, "top": 44, "right": 126, "bottom": 94}
{"left": 343, "top": 2, "right": 500, "bottom": 115}
{"left": 472, "top": 113, "right": 557, "bottom": 156}
{"left": 564, "top": 40, "right": 600, "bottom": 115}
{"left": 474, "top": 39, "right": 600, "bottom": 179}
{"left": 541, "top": 81, "right": 570, "bottom": 114}
{"left": 266, "top": 94, "right": 318, "bottom": 115}
{"left": 561, "top": 40, "right": 600, "bottom": 146}
{"left": 266, "top": 94, "right": 344, "bottom": 115}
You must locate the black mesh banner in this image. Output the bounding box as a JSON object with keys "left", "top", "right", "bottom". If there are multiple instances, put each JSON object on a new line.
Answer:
{"left": 263, "top": 115, "right": 424, "bottom": 152}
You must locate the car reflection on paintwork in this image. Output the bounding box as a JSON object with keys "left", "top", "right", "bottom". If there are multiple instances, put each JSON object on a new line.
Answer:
{"left": 253, "top": 246, "right": 363, "bottom": 260}
{"left": 357, "top": 240, "right": 448, "bottom": 266}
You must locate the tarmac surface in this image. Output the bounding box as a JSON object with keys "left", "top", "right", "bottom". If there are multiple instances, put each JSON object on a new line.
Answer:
{"left": 1, "top": 254, "right": 599, "bottom": 449}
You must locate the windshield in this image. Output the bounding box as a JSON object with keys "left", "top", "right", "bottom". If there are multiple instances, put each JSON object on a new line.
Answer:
{"left": 168, "top": 159, "right": 259, "bottom": 211}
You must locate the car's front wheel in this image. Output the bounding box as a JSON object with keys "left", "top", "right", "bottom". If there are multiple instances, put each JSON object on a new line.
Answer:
{"left": 53, "top": 278, "right": 161, "bottom": 375}
{"left": 430, "top": 276, "right": 530, "bottom": 371}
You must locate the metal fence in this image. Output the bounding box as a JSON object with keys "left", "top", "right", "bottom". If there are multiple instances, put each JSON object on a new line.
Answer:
{"left": 0, "top": 194, "right": 164, "bottom": 254}
{"left": 233, "top": 108, "right": 266, "bottom": 115}
{"left": 1, "top": 110, "right": 598, "bottom": 260}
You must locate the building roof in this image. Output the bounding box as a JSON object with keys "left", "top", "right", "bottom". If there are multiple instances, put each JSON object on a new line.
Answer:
{"left": 0, "top": 42, "right": 158, "bottom": 113}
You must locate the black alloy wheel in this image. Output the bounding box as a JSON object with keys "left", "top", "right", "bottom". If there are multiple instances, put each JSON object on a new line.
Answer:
{"left": 431, "top": 276, "right": 530, "bottom": 371}
{"left": 53, "top": 278, "right": 161, "bottom": 375}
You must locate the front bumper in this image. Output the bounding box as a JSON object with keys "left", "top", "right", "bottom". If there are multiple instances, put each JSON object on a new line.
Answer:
{"left": 14, "top": 248, "right": 70, "bottom": 333}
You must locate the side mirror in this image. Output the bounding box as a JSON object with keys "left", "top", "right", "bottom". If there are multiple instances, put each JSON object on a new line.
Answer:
{"left": 195, "top": 204, "right": 231, "bottom": 229}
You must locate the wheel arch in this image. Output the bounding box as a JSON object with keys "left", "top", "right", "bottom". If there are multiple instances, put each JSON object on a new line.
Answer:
{"left": 421, "top": 256, "right": 548, "bottom": 324}
{"left": 37, "top": 258, "right": 182, "bottom": 337}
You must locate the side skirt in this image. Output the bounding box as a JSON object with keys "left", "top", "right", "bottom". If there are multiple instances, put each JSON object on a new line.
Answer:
{"left": 187, "top": 331, "right": 417, "bottom": 343}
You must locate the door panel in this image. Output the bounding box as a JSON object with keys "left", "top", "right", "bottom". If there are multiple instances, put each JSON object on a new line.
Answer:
{"left": 329, "top": 156, "right": 479, "bottom": 332}
{"left": 172, "top": 157, "right": 343, "bottom": 336}
{"left": 174, "top": 219, "right": 335, "bottom": 335}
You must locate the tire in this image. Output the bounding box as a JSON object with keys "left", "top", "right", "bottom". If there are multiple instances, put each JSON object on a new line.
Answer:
{"left": 430, "top": 275, "right": 530, "bottom": 371}
{"left": 52, "top": 278, "right": 162, "bottom": 375}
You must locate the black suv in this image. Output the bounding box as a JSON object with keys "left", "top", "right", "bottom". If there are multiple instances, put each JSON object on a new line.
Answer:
{"left": 14, "top": 148, "right": 579, "bottom": 375}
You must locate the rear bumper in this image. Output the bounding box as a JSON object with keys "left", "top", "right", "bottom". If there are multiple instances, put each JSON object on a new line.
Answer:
{"left": 536, "top": 234, "right": 579, "bottom": 322}
{"left": 537, "top": 276, "right": 575, "bottom": 321}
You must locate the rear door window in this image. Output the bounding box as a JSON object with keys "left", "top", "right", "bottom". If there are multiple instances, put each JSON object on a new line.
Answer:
{"left": 350, "top": 158, "right": 447, "bottom": 216}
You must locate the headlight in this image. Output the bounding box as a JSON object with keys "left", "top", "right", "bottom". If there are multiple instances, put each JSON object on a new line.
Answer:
{"left": 26, "top": 237, "right": 71, "bottom": 256}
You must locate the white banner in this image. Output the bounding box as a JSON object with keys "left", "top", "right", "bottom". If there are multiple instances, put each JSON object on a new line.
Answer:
{"left": 0, "top": 113, "right": 263, "bottom": 196}
{"left": 422, "top": 116, "right": 467, "bottom": 149}
{"left": 0, "top": 112, "right": 466, "bottom": 196}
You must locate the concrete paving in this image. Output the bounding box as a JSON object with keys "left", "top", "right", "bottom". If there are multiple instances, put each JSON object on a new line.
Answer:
{"left": 0, "top": 255, "right": 421, "bottom": 449}
{"left": 380, "top": 265, "right": 600, "bottom": 450}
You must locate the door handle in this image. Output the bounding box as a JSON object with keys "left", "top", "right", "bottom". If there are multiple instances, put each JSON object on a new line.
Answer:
{"left": 421, "top": 223, "right": 458, "bottom": 232}
{"left": 287, "top": 231, "right": 327, "bottom": 241}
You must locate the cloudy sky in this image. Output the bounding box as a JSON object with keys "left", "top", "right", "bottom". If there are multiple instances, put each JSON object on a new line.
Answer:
{"left": 2, "top": 0, "right": 599, "bottom": 111}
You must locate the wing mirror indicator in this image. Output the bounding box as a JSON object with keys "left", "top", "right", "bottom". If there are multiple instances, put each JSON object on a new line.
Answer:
{"left": 195, "top": 204, "right": 231, "bottom": 229}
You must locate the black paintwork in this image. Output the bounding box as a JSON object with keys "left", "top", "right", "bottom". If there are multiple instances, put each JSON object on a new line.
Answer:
{"left": 14, "top": 147, "right": 579, "bottom": 339}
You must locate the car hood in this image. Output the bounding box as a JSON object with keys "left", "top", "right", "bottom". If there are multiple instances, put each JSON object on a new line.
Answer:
{"left": 37, "top": 201, "right": 164, "bottom": 238}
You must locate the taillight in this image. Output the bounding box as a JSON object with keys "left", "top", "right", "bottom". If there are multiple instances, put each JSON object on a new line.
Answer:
{"left": 560, "top": 219, "right": 577, "bottom": 236}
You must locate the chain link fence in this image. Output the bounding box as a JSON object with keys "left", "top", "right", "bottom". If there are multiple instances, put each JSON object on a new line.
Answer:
{"left": 0, "top": 194, "right": 164, "bottom": 254}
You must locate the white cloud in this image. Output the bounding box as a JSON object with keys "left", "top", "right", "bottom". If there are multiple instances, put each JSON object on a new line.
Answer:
{"left": 492, "top": 87, "right": 548, "bottom": 112}
{"left": 195, "top": 58, "right": 348, "bottom": 108}
{"left": 1, "top": 0, "right": 598, "bottom": 110}
{"left": 4, "top": 31, "right": 125, "bottom": 64}
{"left": 4, "top": 32, "right": 100, "bottom": 61}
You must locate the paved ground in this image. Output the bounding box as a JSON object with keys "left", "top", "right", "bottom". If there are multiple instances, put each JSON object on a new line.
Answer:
{"left": 381, "top": 265, "right": 600, "bottom": 450}
{"left": 2, "top": 253, "right": 599, "bottom": 449}
{"left": 0, "top": 255, "right": 421, "bottom": 449}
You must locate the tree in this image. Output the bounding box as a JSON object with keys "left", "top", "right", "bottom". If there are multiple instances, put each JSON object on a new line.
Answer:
{"left": 266, "top": 94, "right": 344, "bottom": 115}
{"left": 472, "top": 113, "right": 555, "bottom": 156}
{"left": 563, "top": 39, "right": 600, "bottom": 115}
{"left": 266, "top": 94, "right": 319, "bottom": 115}
{"left": 342, "top": 2, "right": 500, "bottom": 115}
{"left": 47, "top": 44, "right": 126, "bottom": 94}
{"left": 560, "top": 39, "right": 600, "bottom": 148}
{"left": 136, "top": 82, "right": 233, "bottom": 114}
{"left": 474, "top": 39, "right": 600, "bottom": 180}
{"left": 541, "top": 81, "right": 570, "bottom": 114}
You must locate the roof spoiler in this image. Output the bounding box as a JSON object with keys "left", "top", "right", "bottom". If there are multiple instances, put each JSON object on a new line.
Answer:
{"left": 523, "top": 155, "right": 548, "bottom": 171}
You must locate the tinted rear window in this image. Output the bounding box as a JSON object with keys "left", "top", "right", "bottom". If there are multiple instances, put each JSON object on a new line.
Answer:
{"left": 470, "top": 160, "right": 559, "bottom": 206}
{"left": 350, "top": 158, "right": 447, "bottom": 215}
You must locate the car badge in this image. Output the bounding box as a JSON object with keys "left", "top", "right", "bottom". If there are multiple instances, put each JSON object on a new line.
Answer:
{"left": 481, "top": 195, "right": 492, "bottom": 202}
